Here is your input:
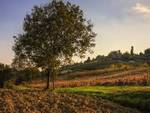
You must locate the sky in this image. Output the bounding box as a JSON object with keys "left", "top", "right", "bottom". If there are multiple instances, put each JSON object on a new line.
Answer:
{"left": 0, "top": 0, "right": 150, "bottom": 64}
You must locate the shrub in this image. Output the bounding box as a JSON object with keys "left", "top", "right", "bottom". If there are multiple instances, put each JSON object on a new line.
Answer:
{"left": 0, "top": 68, "right": 12, "bottom": 88}
{"left": 4, "top": 81, "right": 14, "bottom": 89}
{"left": 15, "top": 68, "right": 40, "bottom": 85}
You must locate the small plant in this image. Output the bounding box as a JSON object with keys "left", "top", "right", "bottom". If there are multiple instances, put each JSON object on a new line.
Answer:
{"left": 4, "top": 81, "right": 15, "bottom": 89}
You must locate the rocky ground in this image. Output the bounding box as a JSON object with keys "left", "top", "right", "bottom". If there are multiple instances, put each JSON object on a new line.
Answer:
{"left": 0, "top": 89, "right": 141, "bottom": 113}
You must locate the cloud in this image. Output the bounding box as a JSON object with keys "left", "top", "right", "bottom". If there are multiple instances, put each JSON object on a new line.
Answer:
{"left": 132, "top": 3, "right": 150, "bottom": 14}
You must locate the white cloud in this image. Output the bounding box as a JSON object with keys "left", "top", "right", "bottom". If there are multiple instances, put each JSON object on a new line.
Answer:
{"left": 133, "top": 3, "right": 150, "bottom": 14}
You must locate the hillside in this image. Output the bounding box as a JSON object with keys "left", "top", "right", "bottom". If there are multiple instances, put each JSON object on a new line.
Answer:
{"left": 0, "top": 89, "right": 140, "bottom": 113}
{"left": 26, "top": 67, "right": 150, "bottom": 88}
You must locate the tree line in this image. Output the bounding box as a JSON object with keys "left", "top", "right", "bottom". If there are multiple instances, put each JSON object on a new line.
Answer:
{"left": 63, "top": 47, "right": 150, "bottom": 71}
{"left": 86, "top": 46, "right": 150, "bottom": 63}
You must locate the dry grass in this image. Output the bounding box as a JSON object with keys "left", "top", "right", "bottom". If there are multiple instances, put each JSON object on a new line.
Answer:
{"left": 26, "top": 67, "right": 150, "bottom": 88}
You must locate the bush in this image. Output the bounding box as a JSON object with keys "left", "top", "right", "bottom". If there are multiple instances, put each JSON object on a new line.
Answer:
{"left": 4, "top": 81, "right": 14, "bottom": 89}
{"left": 15, "top": 68, "right": 40, "bottom": 85}
{"left": 0, "top": 69, "right": 12, "bottom": 88}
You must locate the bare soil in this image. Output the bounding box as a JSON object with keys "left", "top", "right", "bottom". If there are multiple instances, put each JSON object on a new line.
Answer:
{"left": 0, "top": 89, "right": 140, "bottom": 113}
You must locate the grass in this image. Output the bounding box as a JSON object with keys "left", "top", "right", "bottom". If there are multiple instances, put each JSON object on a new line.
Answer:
{"left": 13, "top": 85, "right": 30, "bottom": 90}
{"left": 55, "top": 86, "right": 150, "bottom": 113}
{"left": 4, "top": 82, "right": 30, "bottom": 91}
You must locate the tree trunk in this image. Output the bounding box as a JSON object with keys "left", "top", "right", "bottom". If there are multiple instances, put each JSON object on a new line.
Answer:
{"left": 51, "top": 69, "right": 55, "bottom": 90}
{"left": 46, "top": 70, "right": 50, "bottom": 89}
{"left": 0, "top": 82, "right": 4, "bottom": 88}
{"left": 52, "top": 73, "right": 55, "bottom": 90}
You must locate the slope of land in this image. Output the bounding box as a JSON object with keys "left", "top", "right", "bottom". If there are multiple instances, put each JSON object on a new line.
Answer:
{"left": 0, "top": 89, "right": 140, "bottom": 113}
{"left": 56, "top": 86, "right": 150, "bottom": 113}
{"left": 27, "top": 67, "right": 150, "bottom": 88}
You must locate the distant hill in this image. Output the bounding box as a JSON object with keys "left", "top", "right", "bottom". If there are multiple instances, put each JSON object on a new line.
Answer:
{"left": 62, "top": 47, "right": 150, "bottom": 72}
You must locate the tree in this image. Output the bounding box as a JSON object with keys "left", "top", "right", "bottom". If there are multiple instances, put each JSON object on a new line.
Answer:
{"left": 13, "top": 0, "right": 96, "bottom": 89}
{"left": 122, "top": 52, "right": 131, "bottom": 61}
{"left": 144, "top": 48, "right": 150, "bottom": 56}
{"left": 144, "top": 48, "right": 150, "bottom": 65}
{"left": 85, "top": 57, "right": 91, "bottom": 63}
{"left": 139, "top": 52, "right": 143, "bottom": 56}
{"left": 108, "top": 50, "right": 122, "bottom": 60}
{"left": 130, "top": 46, "right": 134, "bottom": 56}
{"left": 0, "top": 63, "right": 11, "bottom": 88}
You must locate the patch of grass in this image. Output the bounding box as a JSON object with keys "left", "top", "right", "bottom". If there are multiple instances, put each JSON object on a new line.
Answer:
{"left": 55, "top": 86, "right": 150, "bottom": 113}
{"left": 55, "top": 86, "right": 150, "bottom": 93}
{"left": 13, "top": 85, "right": 30, "bottom": 90}
{"left": 5, "top": 83, "right": 30, "bottom": 91}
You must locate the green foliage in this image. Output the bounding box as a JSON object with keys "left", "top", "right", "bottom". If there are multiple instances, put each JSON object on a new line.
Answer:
{"left": 15, "top": 67, "right": 40, "bottom": 85}
{"left": 108, "top": 50, "right": 122, "bottom": 60}
{"left": 4, "top": 81, "right": 14, "bottom": 89}
{"left": 0, "top": 63, "right": 12, "bottom": 88}
{"left": 4, "top": 81, "right": 29, "bottom": 90}
{"left": 13, "top": 0, "right": 96, "bottom": 69}
{"left": 13, "top": 0, "right": 96, "bottom": 89}
{"left": 144, "top": 48, "right": 150, "bottom": 56}
{"left": 122, "top": 52, "right": 131, "bottom": 61}
{"left": 62, "top": 47, "right": 150, "bottom": 72}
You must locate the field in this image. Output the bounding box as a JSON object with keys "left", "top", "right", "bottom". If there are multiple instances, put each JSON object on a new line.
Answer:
{"left": 0, "top": 89, "right": 141, "bottom": 113}
{"left": 26, "top": 67, "right": 150, "bottom": 88}
{"left": 1, "top": 67, "right": 150, "bottom": 113}
{"left": 56, "top": 86, "right": 150, "bottom": 113}
{"left": 17, "top": 67, "right": 150, "bottom": 113}
{"left": 1, "top": 86, "right": 149, "bottom": 113}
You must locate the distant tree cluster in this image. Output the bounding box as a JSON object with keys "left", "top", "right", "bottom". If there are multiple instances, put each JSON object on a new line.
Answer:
{"left": 63, "top": 47, "right": 150, "bottom": 71}
{"left": 84, "top": 46, "right": 150, "bottom": 64}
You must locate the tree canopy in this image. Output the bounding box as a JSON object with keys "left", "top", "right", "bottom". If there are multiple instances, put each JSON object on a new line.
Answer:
{"left": 144, "top": 48, "right": 150, "bottom": 56}
{"left": 13, "top": 0, "right": 96, "bottom": 89}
